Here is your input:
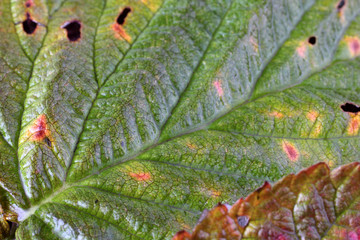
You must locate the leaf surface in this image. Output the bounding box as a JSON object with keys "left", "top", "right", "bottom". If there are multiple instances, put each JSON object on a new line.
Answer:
{"left": 0, "top": 0, "right": 359, "bottom": 239}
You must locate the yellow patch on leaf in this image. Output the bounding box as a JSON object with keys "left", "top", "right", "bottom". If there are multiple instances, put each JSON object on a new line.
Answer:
{"left": 310, "top": 122, "right": 323, "bottom": 138}
{"left": 347, "top": 114, "right": 360, "bottom": 136}
{"left": 210, "top": 189, "right": 222, "bottom": 198}
{"left": 186, "top": 142, "right": 197, "bottom": 150}
{"left": 141, "top": 0, "right": 161, "bottom": 12}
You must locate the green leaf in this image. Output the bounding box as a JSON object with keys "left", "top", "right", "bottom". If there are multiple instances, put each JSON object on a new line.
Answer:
{"left": 0, "top": 0, "right": 359, "bottom": 239}
{"left": 173, "top": 162, "right": 360, "bottom": 239}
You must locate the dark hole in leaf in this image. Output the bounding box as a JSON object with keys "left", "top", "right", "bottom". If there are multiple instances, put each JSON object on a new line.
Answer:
{"left": 22, "top": 13, "right": 37, "bottom": 34}
{"left": 308, "top": 36, "right": 316, "bottom": 45}
{"left": 337, "top": 0, "right": 346, "bottom": 10}
{"left": 341, "top": 102, "right": 360, "bottom": 113}
{"left": 117, "top": 7, "right": 131, "bottom": 25}
{"left": 95, "top": 199, "right": 99, "bottom": 204}
{"left": 237, "top": 215, "right": 249, "bottom": 228}
{"left": 62, "top": 21, "right": 81, "bottom": 42}
{"left": 44, "top": 137, "right": 51, "bottom": 147}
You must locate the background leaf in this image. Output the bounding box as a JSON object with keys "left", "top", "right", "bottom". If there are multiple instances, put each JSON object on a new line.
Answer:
{"left": 173, "top": 162, "right": 360, "bottom": 239}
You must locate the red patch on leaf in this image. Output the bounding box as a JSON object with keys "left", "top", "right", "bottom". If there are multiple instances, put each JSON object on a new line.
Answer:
{"left": 345, "top": 36, "right": 360, "bottom": 57}
{"left": 28, "top": 114, "right": 49, "bottom": 141}
{"left": 129, "top": 172, "right": 151, "bottom": 181}
{"left": 25, "top": 0, "right": 33, "bottom": 8}
{"left": 269, "top": 111, "right": 284, "bottom": 119}
{"left": 172, "top": 230, "right": 191, "bottom": 240}
{"left": 282, "top": 141, "right": 299, "bottom": 162}
{"left": 112, "top": 23, "right": 131, "bottom": 42}
{"left": 213, "top": 80, "right": 224, "bottom": 97}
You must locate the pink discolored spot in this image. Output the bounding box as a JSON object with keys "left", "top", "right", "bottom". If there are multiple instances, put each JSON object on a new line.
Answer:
{"left": 346, "top": 36, "right": 360, "bottom": 57}
{"left": 282, "top": 141, "right": 299, "bottom": 162}
{"left": 269, "top": 111, "right": 284, "bottom": 119}
{"left": 296, "top": 43, "right": 307, "bottom": 58}
{"left": 213, "top": 80, "right": 224, "bottom": 97}
{"left": 25, "top": 0, "right": 33, "bottom": 8}
{"left": 306, "top": 110, "right": 319, "bottom": 122}
{"left": 28, "top": 114, "right": 49, "bottom": 141}
{"left": 129, "top": 172, "right": 151, "bottom": 181}
{"left": 276, "top": 235, "right": 289, "bottom": 240}
{"left": 348, "top": 231, "right": 359, "bottom": 240}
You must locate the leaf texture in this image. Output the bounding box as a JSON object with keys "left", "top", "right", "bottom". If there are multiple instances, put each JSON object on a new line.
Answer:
{"left": 0, "top": 0, "right": 358, "bottom": 239}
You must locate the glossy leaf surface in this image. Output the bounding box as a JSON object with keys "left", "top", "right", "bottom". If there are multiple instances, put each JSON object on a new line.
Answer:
{"left": 0, "top": 0, "right": 359, "bottom": 239}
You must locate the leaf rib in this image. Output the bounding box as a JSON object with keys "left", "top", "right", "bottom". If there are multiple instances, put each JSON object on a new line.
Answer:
{"left": 39, "top": 202, "right": 143, "bottom": 239}
{"left": 65, "top": 0, "right": 167, "bottom": 181}
{"left": 159, "top": 0, "right": 236, "bottom": 136}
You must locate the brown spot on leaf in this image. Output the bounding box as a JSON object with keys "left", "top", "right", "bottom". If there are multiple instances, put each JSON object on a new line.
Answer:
{"left": 308, "top": 36, "right": 316, "bottom": 45}
{"left": 112, "top": 23, "right": 131, "bottom": 42}
{"left": 28, "top": 114, "right": 50, "bottom": 142}
{"left": 129, "top": 172, "right": 151, "bottom": 181}
{"left": 341, "top": 102, "right": 360, "bottom": 113}
{"left": 282, "top": 141, "right": 299, "bottom": 162}
{"left": 186, "top": 142, "right": 197, "bottom": 150}
{"left": 22, "top": 13, "right": 37, "bottom": 35}
{"left": 62, "top": 20, "right": 81, "bottom": 42}
{"left": 344, "top": 36, "right": 360, "bottom": 57}
{"left": 337, "top": 0, "right": 346, "bottom": 11}
{"left": 117, "top": 7, "right": 131, "bottom": 25}
{"left": 112, "top": 7, "right": 132, "bottom": 42}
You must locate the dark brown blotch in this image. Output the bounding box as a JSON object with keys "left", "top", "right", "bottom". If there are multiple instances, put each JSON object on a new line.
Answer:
{"left": 337, "top": 0, "right": 346, "bottom": 11}
{"left": 117, "top": 7, "right": 132, "bottom": 25}
{"left": 44, "top": 137, "right": 51, "bottom": 147}
{"left": 308, "top": 36, "right": 316, "bottom": 45}
{"left": 341, "top": 102, "right": 360, "bottom": 114}
{"left": 62, "top": 21, "right": 81, "bottom": 42}
{"left": 22, "top": 13, "right": 37, "bottom": 34}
